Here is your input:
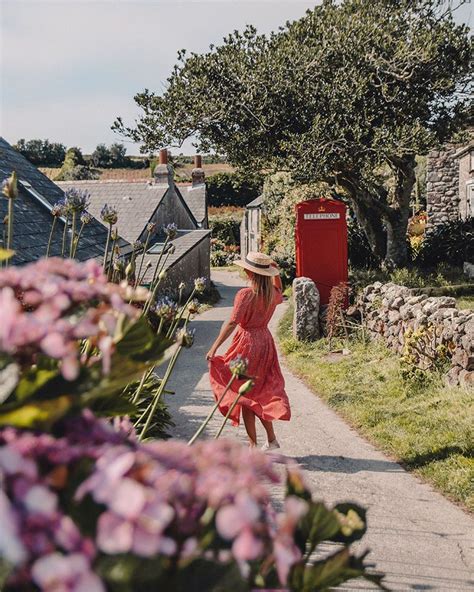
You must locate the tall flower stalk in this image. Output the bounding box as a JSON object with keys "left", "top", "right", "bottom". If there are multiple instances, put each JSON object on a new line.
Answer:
{"left": 46, "top": 202, "right": 64, "bottom": 258}
{"left": 100, "top": 204, "right": 118, "bottom": 273}
{"left": 72, "top": 211, "right": 93, "bottom": 258}
{"left": 188, "top": 374, "right": 237, "bottom": 445}
{"left": 214, "top": 379, "right": 254, "bottom": 439}
{"left": 64, "top": 188, "right": 90, "bottom": 259}
{"left": 139, "top": 326, "right": 195, "bottom": 441}
{"left": 166, "top": 276, "right": 207, "bottom": 339}
{"left": 135, "top": 222, "right": 156, "bottom": 288}
{"left": 2, "top": 171, "right": 18, "bottom": 264}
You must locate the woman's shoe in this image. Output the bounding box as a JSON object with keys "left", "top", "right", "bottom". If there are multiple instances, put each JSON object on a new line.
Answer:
{"left": 261, "top": 439, "right": 280, "bottom": 452}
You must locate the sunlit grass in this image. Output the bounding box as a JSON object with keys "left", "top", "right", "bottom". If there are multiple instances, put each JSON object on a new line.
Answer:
{"left": 277, "top": 305, "right": 474, "bottom": 512}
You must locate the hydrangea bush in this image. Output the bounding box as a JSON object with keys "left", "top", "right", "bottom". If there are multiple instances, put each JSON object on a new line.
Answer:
{"left": 0, "top": 413, "right": 385, "bottom": 592}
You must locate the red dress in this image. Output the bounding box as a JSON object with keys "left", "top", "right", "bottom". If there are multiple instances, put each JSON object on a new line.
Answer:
{"left": 209, "top": 286, "right": 291, "bottom": 426}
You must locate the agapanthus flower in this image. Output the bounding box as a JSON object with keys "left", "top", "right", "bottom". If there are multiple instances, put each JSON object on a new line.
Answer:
{"left": 194, "top": 277, "right": 207, "bottom": 294}
{"left": 229, "top": 355, "right": 248, "bottom": 378}
{"left": 2, "top": 172, "right": 18, "bottom": 200}
{"left": 177, "top": 327, "right": 195, "bottom": 349}
{"left": 51, "top": 201, "right": 66, "bottom": 218}
{"left": 146, "top": 222, "right": 156, "bottom": 234}
{"left": 188, "top": 299, "right": 200, "bottom": 314}
{"left": 64, "top": 188, "right": 90, "bottom": 213}
{"left": 163, "top": 223, "right": 178, "bottom": 240}
{"left": 133, "top": 240, "right": 144, "bottom": 251}
{"left": 154, "top": 297, "right": 178, "bottom": 320}
{"left": 100, "top": 204, "right": 118, "bottom": 225}
{"left": 80, "top": 211, "right": 93, "bottom": 225}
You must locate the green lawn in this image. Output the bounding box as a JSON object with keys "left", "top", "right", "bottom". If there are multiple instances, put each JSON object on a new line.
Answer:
{"left": 277, "top": 305, "right": 474, "bottom": 512}
{"left": 457, "top": 296, "right": 474, "bottom": 310}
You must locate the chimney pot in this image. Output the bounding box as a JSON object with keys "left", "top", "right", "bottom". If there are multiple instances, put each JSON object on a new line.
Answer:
{"left": 194, "top": 154, "right": 202, "bottom": 168}
{"left": 159, "top": 149, "right": 168, "bottom": 165}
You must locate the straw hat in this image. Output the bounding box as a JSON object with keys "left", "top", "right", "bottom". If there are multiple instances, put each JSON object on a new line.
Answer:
{"left": 234, "top": 251, "right": 279, "bottom": 277}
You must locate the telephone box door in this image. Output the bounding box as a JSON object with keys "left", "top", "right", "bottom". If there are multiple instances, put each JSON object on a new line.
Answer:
{"left": 295, "top": 199, "right": 348, "bottom": 306}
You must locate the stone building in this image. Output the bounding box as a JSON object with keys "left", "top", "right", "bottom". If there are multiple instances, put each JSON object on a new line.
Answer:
{"left": 426, "top": 134, "right": 474, "bottom": 229}
{"left": 59, "top": 151, "right": 210, "bottom": 297}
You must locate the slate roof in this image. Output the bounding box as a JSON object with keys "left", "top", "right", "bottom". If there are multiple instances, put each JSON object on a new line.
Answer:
{"left": 142, "top": 229, "right": 210, "bottom": 284}
{"left": 57, "top": 180, "right": 168, "bottom": 244}
{"left": 246, "top": 195, "right": 263, "bottom": 208}
{"left": 0, "top": 138, "right": 129, "bottom": 263}
{"left": 177, "top": 184, "right": 207, "bottom": 227}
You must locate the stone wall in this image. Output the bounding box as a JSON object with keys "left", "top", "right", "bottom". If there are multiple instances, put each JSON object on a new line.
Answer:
{"left": 426, "top": 146, "right": 460, "bottom": 230}
{"left": 358, "top": 282, "right": 473, "bottom": 387}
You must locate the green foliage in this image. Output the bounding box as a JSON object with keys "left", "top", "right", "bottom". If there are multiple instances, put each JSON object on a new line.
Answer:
{"left": 415, "top": 217, "right": 474, "bottom": 268}
{"left": 209, "top": 208, "right": 242, "bottom": 267}
{"left": 55, "top": 148, "right": 99, "bottom": 181}
{"left": 206, "top": 171, "right": 263, "bottom": 207}
{"left": 13, "top": 138, "right": 66, "bottom": 166}
{"left": 348, "top": 219, "right": 381, "bottom": 270}
{"left": 114, "top": 0, "right": 471, "bottom": 267}
{"left": 277, "top": 306, "right": 474, "bottom": 511}
{"left": 0, "top": 317, "right": 172, "bottom": 431}
{"left": 91, "top": 143, "right": 131, "bottom": 168}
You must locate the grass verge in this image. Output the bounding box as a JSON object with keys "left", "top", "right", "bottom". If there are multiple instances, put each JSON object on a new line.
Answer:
{"left": 277, "top": 304, "right": 474, "bottom": 512}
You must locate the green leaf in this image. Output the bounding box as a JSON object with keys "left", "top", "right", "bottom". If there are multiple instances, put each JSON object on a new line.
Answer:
{"left": 116, "top": 317, "right": 173, "bottom": 363}
{"left": 15, "top": 367, "right": 59, "bottom": 401}
{"left": 0, "top": 395, "right": 72, "bottom": 429}
{"left": 0, "top": 248, "right": 14, "bottom": 261}
{"left": 302, "top": 548, "right": 386, "bottom": 591}
{"left": 91, "top": 395, "right": 138, "bottom": 417}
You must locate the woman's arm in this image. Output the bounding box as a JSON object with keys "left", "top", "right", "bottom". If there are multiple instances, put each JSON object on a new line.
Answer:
{"left": 206, "top": 320, "right": 237, "bottom": 360}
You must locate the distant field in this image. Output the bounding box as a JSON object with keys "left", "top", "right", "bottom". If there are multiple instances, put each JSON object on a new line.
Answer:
{"left": 39, "top": 162, "right": 233, "bottom": 182}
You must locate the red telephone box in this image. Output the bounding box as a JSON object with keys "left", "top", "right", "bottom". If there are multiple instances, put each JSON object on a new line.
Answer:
{"left": 295, "top": 199, "right": 348, "bottom": 306}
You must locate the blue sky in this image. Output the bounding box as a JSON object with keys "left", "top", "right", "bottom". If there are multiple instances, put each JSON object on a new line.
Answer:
{"left": 1, "top": 0, "right": 472, "bottom": 155}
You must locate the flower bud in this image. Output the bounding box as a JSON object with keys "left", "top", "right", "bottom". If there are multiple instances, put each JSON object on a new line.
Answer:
{"left": 238, "top": 379, "right": 254, "bottom": 394}
{"left": 177, "top": 327, "right": 195, "bottom": 348}
{"left": 2, "top": 172, "right": 18, "bottom": 200}
{"left": 194, "top": 277, "right": 207, "bottom": 294}
{"left": 158, "top": 269, "right": 167, "bottom": 280}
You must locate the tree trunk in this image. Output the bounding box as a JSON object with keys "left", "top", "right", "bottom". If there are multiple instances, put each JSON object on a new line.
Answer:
{"left": 350, "top": 196, "right": 387, "bottom": 261}
{"left": 383, "top": 155, "right": 416, "bottom": 268}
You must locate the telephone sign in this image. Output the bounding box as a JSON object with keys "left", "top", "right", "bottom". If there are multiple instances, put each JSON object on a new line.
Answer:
{"left": 295, "top": 199, "right": 348, "bottom": 306}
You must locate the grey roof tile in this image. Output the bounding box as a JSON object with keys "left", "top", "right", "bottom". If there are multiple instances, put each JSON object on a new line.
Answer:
{"left": 177, "top": 184, "right": 207, "bottom": 226}
{"left": 0, "top": 137, "right": 130, "bottom": 263}
{"left": 142, "top": 229, "right": 210, "bottom": 284}
{"left": 58, "top": 180, "right": 167, "bottom": 243}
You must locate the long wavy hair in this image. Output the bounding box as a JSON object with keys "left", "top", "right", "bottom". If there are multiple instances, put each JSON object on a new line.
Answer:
{"left": 246, "top": 271, "right": 274, "bottom": 310}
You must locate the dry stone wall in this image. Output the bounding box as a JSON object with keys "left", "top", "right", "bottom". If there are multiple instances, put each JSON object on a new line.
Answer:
{"left": 358, "top": 282, "right": 473, "bottom": 387}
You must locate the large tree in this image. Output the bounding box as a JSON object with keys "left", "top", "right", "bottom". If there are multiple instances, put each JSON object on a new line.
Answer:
{"left": 114, "top": 0, "right": 472, "bottom": 266}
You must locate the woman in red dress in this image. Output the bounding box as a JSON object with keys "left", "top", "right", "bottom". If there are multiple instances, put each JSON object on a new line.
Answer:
{"left": 206, "top": 252, "right": 291, "bottom": 449}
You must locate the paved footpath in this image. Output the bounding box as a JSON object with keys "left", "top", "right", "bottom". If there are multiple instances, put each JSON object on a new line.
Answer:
{"left": 165, "top": 270, "right": 474, "bottom": 591}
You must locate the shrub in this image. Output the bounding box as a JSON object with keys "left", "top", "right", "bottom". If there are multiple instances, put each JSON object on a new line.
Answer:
{"left": 415, "top": 217, "right": 474, "bottom": 268}
{"left": 55, "top": 148, "right": 98, "bottom": 181}
{"left": 13, "top": 139, "right": 67, "bottom": 167}
{"left": 348, "top": 219, "right": 381, "bottom": 270}
{"left": 206, "top": 172, "right": 263, "bottom": 207}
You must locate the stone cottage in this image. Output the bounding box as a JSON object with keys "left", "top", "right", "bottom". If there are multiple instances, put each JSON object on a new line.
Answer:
{"left": 59, "top": 150, "right": 211, "bottom": 297}
{"left": 426, "top": 133, "right": 474, "bottom": 229}
{"left": 0, "top": 137, "right": 130, "bottom": 264}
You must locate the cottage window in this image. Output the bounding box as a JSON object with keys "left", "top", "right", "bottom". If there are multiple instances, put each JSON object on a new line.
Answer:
{"left": 147, "top": 243, "right": 172, "bottom": 255}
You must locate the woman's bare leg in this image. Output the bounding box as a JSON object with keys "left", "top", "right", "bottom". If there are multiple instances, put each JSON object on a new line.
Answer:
{"left": 259, "top": 418, "right": 276, "bottom": 443}
{"left": 242, "top": 407, "right": 257, "bottom": 446}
